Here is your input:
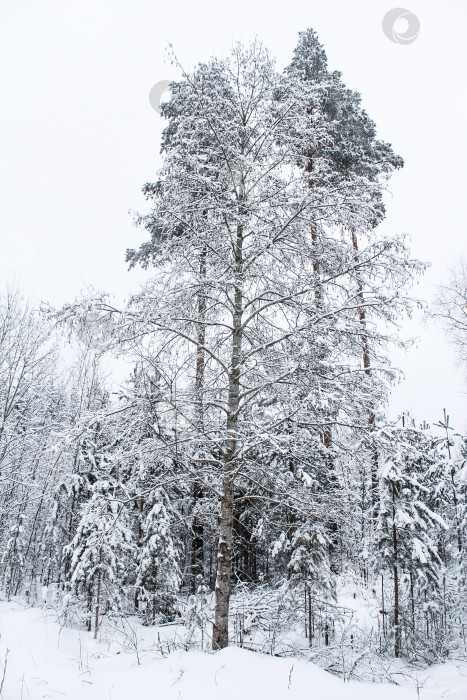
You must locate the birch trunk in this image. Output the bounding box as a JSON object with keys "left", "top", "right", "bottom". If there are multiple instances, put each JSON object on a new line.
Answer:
{"left": 212, "top": 220, "right": 243, "bottom": 649}
{"left": 191, "top": 244, "right": 207, "bottom": 589}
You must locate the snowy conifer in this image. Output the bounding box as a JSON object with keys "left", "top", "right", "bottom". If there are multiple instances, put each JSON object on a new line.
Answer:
{"left": 135, "top": 488, "right": 181, "bottom": 623}
{"left": 1, "top": 514, "right": 26, "bottom": 599}
{"left": 64, "top": 484, "right": 134, "bottom": 636}
{"left": 373, "top": 450, "right": 446, "bottom": 656}
{"left": 288, "top": 521, "right": 335, "bottom": 599}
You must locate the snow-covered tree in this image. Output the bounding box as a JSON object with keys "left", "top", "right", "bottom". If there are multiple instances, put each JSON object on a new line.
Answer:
{"left": 64, "top": 484, "right": 134, "bottom": 637}
{"left": 1, "top": 513, "right": 26, "bottom": 599}
{"left": 0, "top": 287, "right": 68, "bottom": 598}
{"left": 288, "top": 521, "right": 335, "bottom": 599}
{"left": 43, "top": 29, "right": 425, "bottom": 654}
{"left": 431, "top": 258, "right": 467, "bottom": 371}
{"left": 119, "top": 33, "right": 424, "bottom": 649}
{"left": 373, "top": 446, "right": 446, "bottom": 657}
{"left": 185, "top": 574, "right": 210, "bottom": 648}
{"left": 285, "top": 27, "right": 422, "bottom": 514}
{"left": 135, "top": 488, "right": 181, "bottom": 623}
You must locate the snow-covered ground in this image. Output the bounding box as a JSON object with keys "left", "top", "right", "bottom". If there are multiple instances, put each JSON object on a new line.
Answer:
{"left": 0, "top": 601, "right": 466, "bottom": 699}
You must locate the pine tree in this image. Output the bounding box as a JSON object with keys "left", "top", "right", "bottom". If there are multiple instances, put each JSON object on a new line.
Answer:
{"left": 285, "top": 520, "right": 336, "bottom": 645}
{"left": 64, "top": 484, "right": 134, "bottom": 637}
{"left": 285, "top": 27, "right": 418, "bottom": 516}
{"left": 1, "top": 513, "right": 26, "bottom": 599}
{"left": 373, "top": 448, "right": 446, "bottom": 657}
{"left": 457, "top": 438, "right": 467, "bottom": 590}
{"left": 434, "top": 410, "right": 463, "bottom": 554}
{"left": 288, "top": 520, "right": 335, "bottom": 598}
{"left": 135, "top": 488, "right": 181, "bottom": 624}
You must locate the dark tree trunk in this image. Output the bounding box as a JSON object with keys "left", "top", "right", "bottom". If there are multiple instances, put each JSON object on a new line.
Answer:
{"left": 351, "top": 230, "right": 379, "bottom": 503}
{"left": 191, "top": 482, "right": 205, "bottom": 589}
{"left": 443, "top": 410, "right": 462, "bottom": 553}
{"left": 94, "top": 548, "right": 102, "bottom": 640}
{"left": 311, "top": 224, "right": 338, "bottom": 549}
{"left": 391, "top": 482, "right": 401, "bottom": 657}
{"left": 410, "top": 570, "right": 415, "bottom": 632}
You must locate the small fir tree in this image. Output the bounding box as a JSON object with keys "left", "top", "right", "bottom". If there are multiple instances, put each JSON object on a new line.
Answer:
{"left": 135, "top": 488, "right": 181, "bottom": 624}
{"left": 64, "top": 483, "right": 134, "bottom": 637}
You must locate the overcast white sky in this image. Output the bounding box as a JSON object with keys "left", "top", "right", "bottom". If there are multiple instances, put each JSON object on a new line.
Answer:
{"left": 1, "top": 0, "right": 466, "bottom": 430}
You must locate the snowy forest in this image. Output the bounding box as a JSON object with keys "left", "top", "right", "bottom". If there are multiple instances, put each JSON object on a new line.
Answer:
{"left": 1, "top": 27, "right": 467, "bottom": 695}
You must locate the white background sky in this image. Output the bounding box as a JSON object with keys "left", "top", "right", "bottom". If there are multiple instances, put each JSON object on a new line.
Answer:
{"left": 1, "top": 0, "right": 466, "bottom": 430}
